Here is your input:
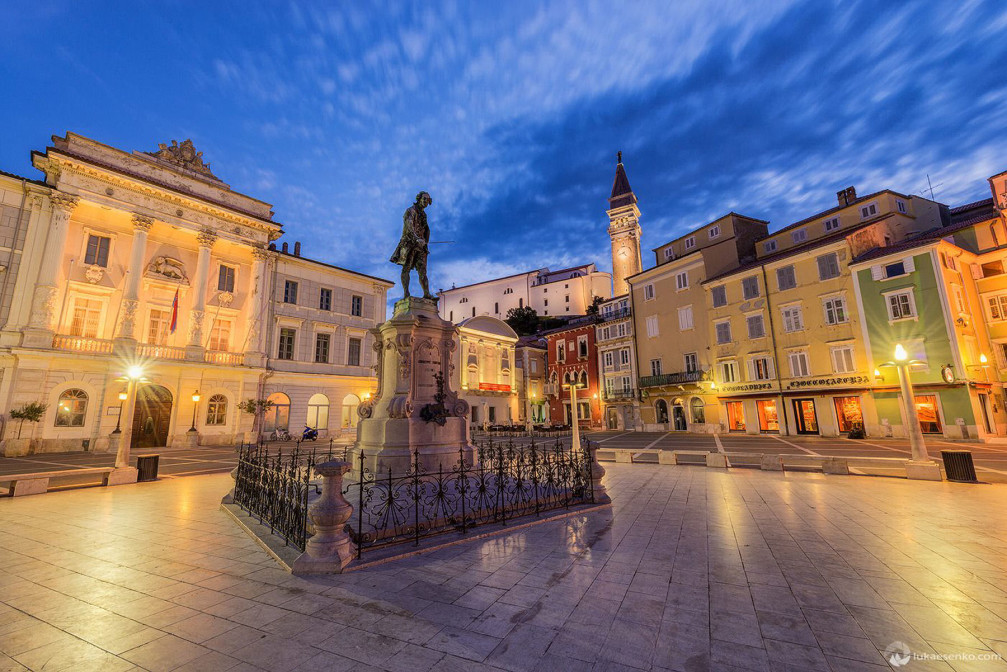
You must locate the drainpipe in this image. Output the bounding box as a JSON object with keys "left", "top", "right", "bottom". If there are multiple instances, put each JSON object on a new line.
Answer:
{"left": 761, "top": 266, "right": 790, "bottom": 435}
{"left": 0, "top": 181, "right": 28, "bottom": 325}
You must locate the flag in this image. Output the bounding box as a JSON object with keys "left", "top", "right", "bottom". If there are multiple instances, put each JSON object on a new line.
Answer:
{"left": 169, "top": 289, "right": 178, "bottom": 334}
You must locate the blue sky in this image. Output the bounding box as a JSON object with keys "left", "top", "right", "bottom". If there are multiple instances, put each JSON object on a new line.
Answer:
{"left": 2, "top": 1, "right": 1006, "bottom": 292}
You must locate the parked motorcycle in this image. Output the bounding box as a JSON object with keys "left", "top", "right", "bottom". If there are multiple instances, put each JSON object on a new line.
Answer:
{"left": 302, "top": 425, "right": 318, "bottom": 441}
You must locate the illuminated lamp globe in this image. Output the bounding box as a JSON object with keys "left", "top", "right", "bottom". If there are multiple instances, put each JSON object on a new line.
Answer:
{"left": 894, "top": 344, "right": 908, "bottom": 362}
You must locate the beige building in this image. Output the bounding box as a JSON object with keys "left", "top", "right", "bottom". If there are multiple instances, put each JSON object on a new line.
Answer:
{"left": 439, "top": 264, "right": 612, "bottom": 323}
{"left": 0, "top": 132, "right": 390, "bottom": 455}
{"left": 629, "top": 213, "right": 767, "bottom": 431}
{"left": 516, "top": 335, "right": 549, "bottom": 425}
{"left": 596, "top": 295, "right": 639, "bottom": 430}
{"left": 455, "top": 316, "right": 520, "bottom": 428}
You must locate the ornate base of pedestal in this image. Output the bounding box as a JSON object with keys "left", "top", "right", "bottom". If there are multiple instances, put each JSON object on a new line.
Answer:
{"left": 350, "top": 296, "right": 475, "bottom": 477}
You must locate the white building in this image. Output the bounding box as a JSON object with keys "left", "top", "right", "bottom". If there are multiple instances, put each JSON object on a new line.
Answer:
{"left": 439, "top": 264, "right": 612, "bottom": 323}
{"left": 0, "top": 132, "right": 391, "bottom": 455}
{"left": 455, "top": 316, "right": 520, "bottom": 428}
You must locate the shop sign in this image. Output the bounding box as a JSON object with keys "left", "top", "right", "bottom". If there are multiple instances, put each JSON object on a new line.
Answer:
{"left": 479, "top": 383, "right": 511, "bottom": 392}
{"left": 787, "top": 375, "right": 869, "bottom": 390}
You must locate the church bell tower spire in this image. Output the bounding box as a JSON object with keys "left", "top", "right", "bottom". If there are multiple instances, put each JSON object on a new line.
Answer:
{"left": 607, "top": 152, "right": 642, "bottom": 296}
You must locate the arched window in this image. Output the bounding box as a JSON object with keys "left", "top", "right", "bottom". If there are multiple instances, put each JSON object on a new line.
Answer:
{"left": 264, "top": 392, "right": 290, "bottom": 432}
{"left": 690, "top": 397, "right": 706, "bottom": 424}
{"left": 654, "top": 399, "right": 669, "bottom": 424}
{"left": 579, "top": 371, "right": 588, "bottom": 388}
{"left": 307, "top": 393, "right": 329, "bottom": 430}
{"left": 55, "top": 389, "right": 88, "bottom": 427}
{"left": 341, "top": 394, "right": 360, "bottom": 429}
{"left": 205, "top": 394, "right": 228, "bottom": 425}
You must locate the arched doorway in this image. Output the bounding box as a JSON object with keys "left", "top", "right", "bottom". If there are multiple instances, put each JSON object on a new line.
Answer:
{"left": 672, "top": 397, "right": 687, "bottom": 431}
{"left": 263, "top": 392, "right": 290, "bottom": 434}
{"left": 131, "top": 384, "right": 173, "bottom": 448}
{"left": 606, "top": 407, "right": 619, "bottom": 430}
{"left": 307, "top": 393, "right": 330, "bottom": 431}
{"left": 341, "top": 394, "right": 360, "bottom": 429}
{"left": 655, "top": 399, "right": 669, "bottom": 425}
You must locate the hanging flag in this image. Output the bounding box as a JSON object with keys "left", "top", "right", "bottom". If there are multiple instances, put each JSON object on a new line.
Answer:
{"left": 169, "top": 289, "right": 179, "bottom": 334}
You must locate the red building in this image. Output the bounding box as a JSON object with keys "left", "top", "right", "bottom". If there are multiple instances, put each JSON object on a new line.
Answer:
{"left": 545, "top": 319, "right": 602, "bottom": 427}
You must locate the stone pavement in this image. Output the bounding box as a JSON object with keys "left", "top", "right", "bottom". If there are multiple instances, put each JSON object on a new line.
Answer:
{"left": 2, "top": 466, "right": 1007, "bottom": 671}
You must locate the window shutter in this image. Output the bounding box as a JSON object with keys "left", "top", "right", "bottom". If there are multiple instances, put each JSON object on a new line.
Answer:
{"left": 871, "top": 265, "right": 882, "bottom": 280}
{"left": 971, "top": 264, "right": 983, "bottom": 279}
{"left": 904, "top": 257, "right": 915, "bottom": 273}
{"left": 767, "top": 358, "right": 775, "bottom": 379}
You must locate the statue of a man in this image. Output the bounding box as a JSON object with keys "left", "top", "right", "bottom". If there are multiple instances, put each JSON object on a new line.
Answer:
{"left": 390, "top": 191, "right": 435, "bottom": 299}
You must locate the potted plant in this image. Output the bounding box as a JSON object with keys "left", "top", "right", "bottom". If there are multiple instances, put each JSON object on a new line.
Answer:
{"left": 4, "top": 401, "right": 48, "bottom": 456}
{"left": 238, "top": 398, "right": 274, "bottom": 442}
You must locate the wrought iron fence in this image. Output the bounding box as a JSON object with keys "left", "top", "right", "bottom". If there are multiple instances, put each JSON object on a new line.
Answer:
{"left": 345, "top": 437, "right": 596, "bottom": 558}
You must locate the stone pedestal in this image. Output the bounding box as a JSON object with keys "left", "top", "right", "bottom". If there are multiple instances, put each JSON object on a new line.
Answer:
{"left": 106, "top": 467, "right": 138, "bottom": 486}
{"left": 293, "top": 460, "right": 355, "bottom": 574}
{"left": 906, "top": 460, "right": 943, "bottom": 481}
{"left": 350, "top": 297, "right": 472, "bottom": 476}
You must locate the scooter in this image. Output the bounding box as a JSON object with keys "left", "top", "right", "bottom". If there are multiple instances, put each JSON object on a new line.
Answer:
{"left": 302, "top": 425, "right": 318, "bottom": 442}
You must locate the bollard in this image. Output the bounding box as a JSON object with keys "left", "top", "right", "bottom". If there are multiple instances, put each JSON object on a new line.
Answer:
{"left": 760, "top": 454, "right": 784, "bottom": 471}
{"left": 292, "top": 460, "right": 355, "bottom": 573}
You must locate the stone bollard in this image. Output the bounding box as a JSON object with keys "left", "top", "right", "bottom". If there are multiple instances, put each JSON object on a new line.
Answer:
{"left": 223, "top": 465, "right": 238, "bottom": 504}
{"left": 292, "top": 460, "right": 355, "bottom": 574}
{"left": 760, "top": 454, "right": 784, "bottom": 471}
{"left": 588, "top": 443, "right": 611, "bottom": 504}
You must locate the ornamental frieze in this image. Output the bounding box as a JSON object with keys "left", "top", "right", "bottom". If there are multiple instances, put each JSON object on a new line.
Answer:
{"left": 718, "top": 382, "right": 776, "bottom": 393}
{"left": 787, "top": 375, "right": 870, "bottom": 389}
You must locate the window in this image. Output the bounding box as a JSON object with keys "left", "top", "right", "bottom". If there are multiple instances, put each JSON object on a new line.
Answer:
{"left": 678, "top": 306, "right": 694, "bottom": 331}
{"left": 604, "top": 351, "right": 614, "bottom": 369}
{"left": 306, "top": 393, "right": 329, "bottom": 430}
{"left": 504, "top": 288, "right": 513, "bottom": 294}
{"left": 578, "top": 335, "right": 588, "bottom": 358}
{"left": 208, "top": 319, "right": 231, "bottom": 351}
{"left": 781, "top": 306, "right": 804, "bottom": 333}
{"left": 557, "top": 341, "right": 566, "bottom": 362}
{"left": 720, "top": 361, "right": 738, "bottom": 383}
{"left": 650, "top": 359, "right": 663, "bottom": 376}
{"left": 460, "top": 297, "right": 468, "bottom": 303}
{"left": 860, "top": 202, "right": 878, "bottom": 218}
{"left": 218, "top": 265, "right": 236, "bottom": 292}
{"left": 619, "top": 349, "right": 630, "bottom": 366}
{"left": 351, "top": 295, "right": 363, "bottom": 316}
{"left": 817, "top": 253, "right": 840, "bottom": 280}
{"left": 887, "top": 290, "right": 916, "bottom": 321}
{"left": 565, "top": 295, "right": 570, "bottom": 303}
{"left": 283, "top": 280, "right": 298, "bottom": 304}
{"left": 347, "top": 337, "right": 362, "bottom": 366}
{"left": 788, "top": 351, "right": 810, "bottom": 378}
{"left": 519, "top": 298, "right": 523, "bottom": 308}
{"left": 742, "top": 276, "right": 759, "bottom": 299}
{"left": 84, "top": 235, "right": 110, "bottom": 267}
{"left": 68, "top": 297, "right": 102, "bottom": 338}
{"left": 823, "top": 217, "right": 840, "bottom": 232}
{"left": 882, "top": 261, "right": 907, "bottom": 279}
{"left": 747, "top": 314, "right": 765, "bottom": 339}
{"left": 823, "top": 296, "right": 848, "bottom": 325}
{"left": 530, "top": 359, "right": 538, "bottom": 374}
{"left": 897, "top": 199, "right": 907, "bottom": 214}
{"left": 715, "top": 320, "right": 732, "bottom": 344}
{"left": 684, "top": 352, "right": 698, "bottom": 373}
{"left": 764, "top": 240, "right": 778, "bottom": 253}
{"left": 987, "top": 295, "right": 1007, "bottom": 322}
{"left": 792, "top": 228, "right": 807, "bottom": 244}
{"left": 709, "top": 225, "right": 721, "bottom": 239}
{"left": 205, "top": 394, "right": 227, "bottom": 425}
{"left": 831, "top": 345, "right": 855, "bottom": 373}
{"left": 319, "top": 288, "right": 332, "bottom": 311}
{"left": 776, "top": 265, "right": 796, "bottom": 290}
{"left": 676, "top": 272, "right": 689, "bottom": 290}
{"left": 315, "top": 333, "right": 330, "bottom": 363}
{"left": 684, "top": 236, "right": 696, "bottom": 250}
{"left": 711, "top": 285, "right": 727, "bottom": 307}
{"left": 55, "top": 389, "right": 88, "bottom": 427}
{"left": 147, "top": 309, "right": 171, "bottom": 345}
{"left": 278, "top": 328, "right": 296, "bottom": 360}
{"left": 663, "top": 248, "right": 674, "bottom": 260}
{"left": 494, "top": 302, "right": 499, "bottom": 313}
{"left": 750, "top": 356, "right": 774, "bottom": 381}
{"left": 646, "top": 315, "right": 659, "bottom": 338}
{"left": 691, "top": 398, "right": 706, "bottom": 424}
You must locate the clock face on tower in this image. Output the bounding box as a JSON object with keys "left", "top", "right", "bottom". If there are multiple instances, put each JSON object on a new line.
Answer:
{"left": 617, "top": 245, "right": 629, "bottom": 259}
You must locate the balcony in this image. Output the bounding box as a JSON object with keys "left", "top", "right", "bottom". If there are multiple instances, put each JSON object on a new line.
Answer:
{"left": 52, "top": 335, "right": 246, "bottom": 367}
{"left": 603, "top": 389, "right": 637, "bottom": 401}
{"left": 137, "top": 343, "right": 186, "bottom": 360}
{"left": 600, "top": 307, "right": 632, "bottom": 321}
{"left": 205, "top": 350, "right": 243, "bottom": 366}
{"left": 543, "top": 383, "right": 558, "bottom": 396}
{"left": 639, "top": 370, "right": 709, "bottom": 388}
{"left": 51, "top": 335, "right": 114, "bottom": 354}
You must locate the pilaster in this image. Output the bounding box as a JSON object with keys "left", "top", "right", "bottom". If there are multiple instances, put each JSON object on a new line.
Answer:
{"left": 22, "top": 192, "right": 78, "bottom": 348}
{"left": 114, "top": 214, "right": 154, "bottom": 341}
{"left": 186, "top": 228, "right": 216, "bottom": 354}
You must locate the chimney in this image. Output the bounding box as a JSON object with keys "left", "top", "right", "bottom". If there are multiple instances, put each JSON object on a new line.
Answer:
{"left": 294, "top": 241, "right": 301, "bottom": 257}
{"left": 281, "top": 242, "right": 288, "bottom": 253}
{"left": 837, "top": 186, "right": 857, "bottom": 207}
{"left": 268, "top": 243, "right": 276, "bottom": 251}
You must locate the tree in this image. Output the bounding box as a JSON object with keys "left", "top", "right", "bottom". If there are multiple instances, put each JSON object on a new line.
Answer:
{"left": 586, "top": 295, "right": 605, "bottom": 319}
{"left": 238, "top": 398, "right": 274, "bottom": 438}
{"left": 9, "top": 401, "right": 47, "bottom": 439}
{"left": 505, "top": 305, "right": 539, "bottom": 336}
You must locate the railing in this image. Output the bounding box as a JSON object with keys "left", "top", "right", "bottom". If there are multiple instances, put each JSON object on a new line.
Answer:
{"left": 346, "top": 437, "right": 595, "bottom": 558}
{"left": 600, "top": 307, "right": 632, "bottom": 321}
{"left": 51, "top": 335, "right": 114, "bottom": 354}
{"left": 639, "top": 370, "right": 709, "bottom": 388}
{"left": 603, "top": 389, "right": 637, "bottom": 401}
{"left": 136, "top": 343, "right": 187, "bottom": 360}
{"left": 206, "top": 350, "right": 243, "bottom": 365}
{"left": 543, "top": 384, "right": 558, "bottom": 396}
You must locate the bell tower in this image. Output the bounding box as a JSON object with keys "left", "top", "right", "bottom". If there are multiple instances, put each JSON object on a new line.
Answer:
{"left": 607, "top": 152, "right": 642, "bottom": 296}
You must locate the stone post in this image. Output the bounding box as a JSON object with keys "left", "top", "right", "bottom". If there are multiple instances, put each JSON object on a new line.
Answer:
{"left": 115, "top": 214, "right": 153, "bottom": 340}
{"left": 24, "top": 193, "right": 78, "bottom": 344}
{"left": 588, "top": 441, "right": 610, "bottom": 504}
{"left": 187, "top": 229, "right": 216, "bottom": 354}
{"left": 292, "top": 460, "right": 355, "bottom": 573}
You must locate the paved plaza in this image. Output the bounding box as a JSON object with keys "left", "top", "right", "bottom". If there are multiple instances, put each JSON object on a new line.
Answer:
{"left": 2, "top": 464, "right": 1007, "bottom": 671}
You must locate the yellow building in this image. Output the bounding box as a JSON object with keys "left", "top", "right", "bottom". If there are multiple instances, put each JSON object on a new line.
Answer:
{"left": 629, "top": 213, "right": 767, "bottom": 431}
{"left": 705, "top": 187, "right": 946, "bottom": 435}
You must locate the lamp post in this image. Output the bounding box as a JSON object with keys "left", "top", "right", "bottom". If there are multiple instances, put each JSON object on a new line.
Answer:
{"left": 563, "top": 381, "right": 586, "bottom": 450}
{"left": 112, "top": 390, "right": 128, "bottom": 434}
{"left": 115, "top": 364, "right": 144, "bottom": 470}
{"left": 189, "top": 390, "right": 200, "bottom": 432}
{"left": 980, "top": 353, "right": 990, "bottom": 383}
{"left": 877, "top": 343, "right": 941, "bottom": 480}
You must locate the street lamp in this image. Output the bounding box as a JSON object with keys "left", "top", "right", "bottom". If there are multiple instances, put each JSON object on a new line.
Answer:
{"left": 980, "top": 353, "right": 990, "bottom": 382}
{"left": 879, "top": 343, "right": 940, "bottom": 478}
{"left": 562, "top": 380, "right": 587, "bottom": 450}
{"left": 112, "top": 390, "right": 128, "bottom": 434}
{"left": 115, "top": 364, "right": 145, "bottom": 470}
{"left": 189, "top": 390, "right": 200, "bottom": 432}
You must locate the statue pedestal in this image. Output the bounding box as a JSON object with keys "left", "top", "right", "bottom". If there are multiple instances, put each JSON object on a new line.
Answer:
{"left": 350, "top": 297, "right": 472, "bottom": 476}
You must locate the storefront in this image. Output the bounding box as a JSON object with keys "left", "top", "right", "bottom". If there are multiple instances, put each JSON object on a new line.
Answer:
{"left": 914, "top": 394, "right": 942, "bottom": 434}
{"left": 833, "top": 396, "right": 864, "bottom": 432}
{"left": 792, "top": 398, "right": 818, "bottom": 434}
{"left": 756, "top": 399, "right": 779, "bottom": 432}
{"left": 726, "top": 401, "right": 745, "bottom": 431}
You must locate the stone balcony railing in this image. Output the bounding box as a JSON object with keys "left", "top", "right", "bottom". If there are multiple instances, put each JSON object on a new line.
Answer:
{"left": 137, "top": 343, "right": 187, "bottom": 360}
{"left": 52, "top": 334, "right": 246, "bottom": 367}
{"left": 638, "top": 370, "right": 709, "bottom": 388}
{"left": 51, "top": 334, "right": 115, "bottom": 354}
{"left": 602, "top": 389, "right": 637, "bottom": 401}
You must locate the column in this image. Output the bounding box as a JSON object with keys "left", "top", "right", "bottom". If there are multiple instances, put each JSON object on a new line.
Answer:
{"left": 187, "top": 229, "right": 216, "bottom": 349}
{"left": 114, "top": 214, "right": 153, "bottom": 340}
{"left": 245, "top": 246, "right": 270, "bottom": 356}
{"left": 26, "top": 192, "right": 78, "bottom": 333}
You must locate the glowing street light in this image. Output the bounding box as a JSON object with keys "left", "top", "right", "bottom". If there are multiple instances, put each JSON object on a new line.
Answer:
{"left": 879, "top": 343, "right": 939, "bottom": 479}
{"left": 189, "top": 390, "right": 201, "bottom": 432}
{"left": 115, "top": 364, "right": 146, "bottom": 470}
{"left": 112, "top": 390, "right": 128, "bottom": 434}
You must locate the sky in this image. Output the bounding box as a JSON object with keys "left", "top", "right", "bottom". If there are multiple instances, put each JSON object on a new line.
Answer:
{"left": 2, "top": 1, "right": 1006, "bottom": 294}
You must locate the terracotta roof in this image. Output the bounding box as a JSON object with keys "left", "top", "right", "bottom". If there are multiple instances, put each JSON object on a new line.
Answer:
{"left": 757, "top": 189, "right": 914, "bottom": 241}
{"left": 948, "top": 197, "right": 997, "bottom": 228}
{"left": 0, "top": 168, "right": 47, "bottom": 187}
{"left": 608, "top": 153, "right": 636, "bottom": 209}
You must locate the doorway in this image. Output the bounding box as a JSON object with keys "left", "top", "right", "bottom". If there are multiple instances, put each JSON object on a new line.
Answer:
{"left": 607, "top": 407, "right": 619, "bottom": 430}
{"left": 672, "top": 400, "right": 687, "bottom": 431}
{"left": 914, "top": 395, "right": 942, "bottom": 434}
{"left": 757, "top": 399, "right": 779, "bottom": 433}
{"left": 726, "top": 401, "right": 745, "bottom": 432}
{"left": 131, "top": 384, "right": 173, "bottom": 448}
{"left": 978, "top": 393, "right": 994, "bottom": 434}
{"left": 655, "top": 399, "right": 669, "bottom": 425}
{"left": 792, "top": 398, "right": 819, "bottom": 434}
{"left": 263, "top": 392, "right": 290, "bottom": 434}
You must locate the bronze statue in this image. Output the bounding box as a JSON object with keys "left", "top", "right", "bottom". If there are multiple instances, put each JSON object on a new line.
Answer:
{"left": 390, "top": 191, "right": 435, "bottom": 299}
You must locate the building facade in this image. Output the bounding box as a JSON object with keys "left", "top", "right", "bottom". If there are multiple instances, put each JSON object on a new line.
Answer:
{"left": 545, "top": 319, "right": 602, "bottom": 427}
{"left": 0, "top": 133, "right": 391, "bottom": 455}
{"left": 455, "top": 316, "right": 520, "bottom": 428}
{"left": 595, "top": 295, "right": 639, "bottom": 430}
{"left": 607, "top": 153, "right": 643, "bottom": 296}
{"left": 516, "top": 335, "right": 549, "bottom": 425}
